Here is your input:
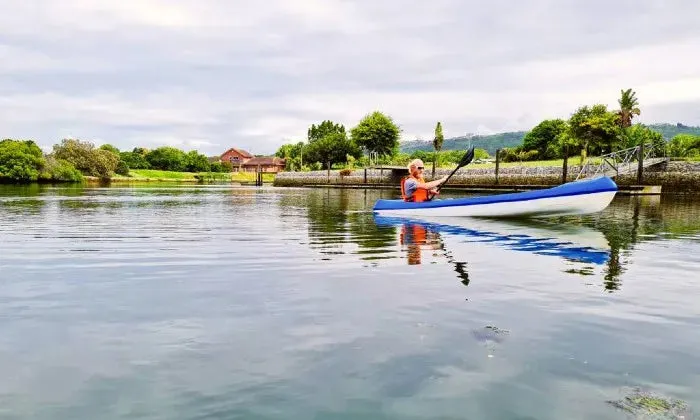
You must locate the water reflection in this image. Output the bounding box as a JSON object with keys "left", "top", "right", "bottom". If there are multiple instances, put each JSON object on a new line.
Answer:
{"left": 299, "top": 188, "right": 700, "bottom": 293}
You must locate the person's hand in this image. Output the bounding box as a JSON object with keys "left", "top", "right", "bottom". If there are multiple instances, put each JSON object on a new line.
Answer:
{"left": 440, "top": 176, "right": 449, "bottom": 184}
{"left": 429, "top": 188, "right": 440, "bottom": 196}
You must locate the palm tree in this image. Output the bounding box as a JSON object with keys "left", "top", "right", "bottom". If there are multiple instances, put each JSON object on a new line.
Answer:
{"left": 617, "top": 88, "right": 641, "bottom": 128}
{"left": 432, "top": 122, "right": 444, "bottom": 177}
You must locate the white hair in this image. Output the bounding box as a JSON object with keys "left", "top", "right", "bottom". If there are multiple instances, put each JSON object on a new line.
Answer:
{"left": 407, "top": 159, "right": 423, "bottom": 171}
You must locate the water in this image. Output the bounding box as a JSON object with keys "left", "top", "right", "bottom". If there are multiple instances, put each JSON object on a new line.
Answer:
{"left": 1, "top": 183, "right": 699, "bottom": 419}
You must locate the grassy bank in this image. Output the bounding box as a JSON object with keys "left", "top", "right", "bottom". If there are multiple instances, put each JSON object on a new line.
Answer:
{"left": 109, "top": 170, "right": 276, "bottom": 183}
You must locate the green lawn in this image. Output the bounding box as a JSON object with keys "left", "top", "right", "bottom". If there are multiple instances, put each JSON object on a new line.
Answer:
{"left": 112, "top": 170, "right": 276, "bottom": 182}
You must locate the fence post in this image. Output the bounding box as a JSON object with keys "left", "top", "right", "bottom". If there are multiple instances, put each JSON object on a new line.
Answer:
{"left": 637, "top": 143, "right": 644, "bottom": 184}
{"left": 562, "top": 145, "right": 568, "bottom": 183}
{"left": 495, "top": 149, "right": 500, "bottom": 184}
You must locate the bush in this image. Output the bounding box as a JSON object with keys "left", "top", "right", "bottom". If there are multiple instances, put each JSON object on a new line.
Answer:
{"left": 53, "top": 138, "right": 119, "bottom": 178}
{"left": 115, "top": 160, "right": 130, "bottom": 176}
{"left": 39, "top": 157, "right": 83, "bottom": 182}
{"left": 339, "top": 168, "right": 352, "bottom": 176}
{"left": 0, "top": 139, "right": 45, "bottom": 181}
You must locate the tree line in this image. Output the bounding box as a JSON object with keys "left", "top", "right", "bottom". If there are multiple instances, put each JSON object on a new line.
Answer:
{"left": 275, "top": 111, "right": 490, "bottom": 173}
{"left": 500, "top": 89, "right": 700, "bottom": 162}
{"left": 0, "top": 138, "right": 231, "bottom": 183}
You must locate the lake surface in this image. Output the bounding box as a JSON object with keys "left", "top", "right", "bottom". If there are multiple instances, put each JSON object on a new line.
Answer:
{"left": 1, "top": 183, "right": 699, "bottom": 419}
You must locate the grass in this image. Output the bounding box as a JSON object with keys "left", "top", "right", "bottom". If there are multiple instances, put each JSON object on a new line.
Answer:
{"left": 111, "top": 169, "right": 276, "bottom": 183}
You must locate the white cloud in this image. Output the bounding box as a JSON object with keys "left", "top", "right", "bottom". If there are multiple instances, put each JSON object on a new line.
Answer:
{"left": 0, "top": 0, "right": 699, "bottom": 155}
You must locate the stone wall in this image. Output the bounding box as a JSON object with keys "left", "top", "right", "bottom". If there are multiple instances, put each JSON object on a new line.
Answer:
{"left": 273, "top": 161, "right": 700, "bottom": 193}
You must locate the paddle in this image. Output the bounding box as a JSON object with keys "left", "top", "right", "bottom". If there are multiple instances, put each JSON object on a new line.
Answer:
{"left": 428, "top": 146, "right": 475, "bottom": 201}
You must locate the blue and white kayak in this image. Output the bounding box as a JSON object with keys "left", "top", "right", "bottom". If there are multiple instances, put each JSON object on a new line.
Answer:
{"left": 373, "top": 176, "right": 618, "bottom": 218}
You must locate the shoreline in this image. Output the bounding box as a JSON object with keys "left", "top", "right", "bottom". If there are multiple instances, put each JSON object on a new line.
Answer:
{"left": 273, "top": 161, "right": 700, "bottom": 194}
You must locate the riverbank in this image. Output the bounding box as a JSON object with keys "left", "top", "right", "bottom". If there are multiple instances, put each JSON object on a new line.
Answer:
{"left": 90, "top": 170, "right": 276, "bottom": 184}
{"left": 273, "top": 161, "right": 700, "bottom": 194}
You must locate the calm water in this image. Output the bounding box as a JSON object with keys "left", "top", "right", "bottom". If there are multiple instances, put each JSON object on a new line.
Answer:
{"left": 1, "top": 183, "right": 699, "bottom": 419}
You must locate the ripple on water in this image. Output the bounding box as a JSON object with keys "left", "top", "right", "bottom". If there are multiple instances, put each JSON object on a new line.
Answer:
{"left": 1, "top": 186, "right": 700, "bottom": 419}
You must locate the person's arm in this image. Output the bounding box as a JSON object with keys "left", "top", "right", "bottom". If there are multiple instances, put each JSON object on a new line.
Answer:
{"left": 416, "top": 176, "right": 448, "bottom": 190}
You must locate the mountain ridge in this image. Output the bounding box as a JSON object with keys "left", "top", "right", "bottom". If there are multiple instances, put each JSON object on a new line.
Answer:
{"left": 399, "top": 123, "right": 700, "bottom": 155}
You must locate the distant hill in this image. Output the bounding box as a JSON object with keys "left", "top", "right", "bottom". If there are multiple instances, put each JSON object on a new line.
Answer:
{"left": 400, "top": 123, "right": 700, "bottom": 155}
{"left": 647, "top": 123, "right": 700, "bottom": 139}
{"left": 400, "top": 131, "right": 526, "bottom": 155}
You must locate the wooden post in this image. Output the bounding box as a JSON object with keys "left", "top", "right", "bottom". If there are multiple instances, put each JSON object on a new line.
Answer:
{"left": 363, "top": 168, "right": 367, "bottom": 184}
{"left": 562, "top": 145, "right": 568, "bottom": 184}
{"left": 637, "top": 142, "right": 644, "bottom": 184}
{"left": 495, "top": 149, "right": 500, "bottom": 184}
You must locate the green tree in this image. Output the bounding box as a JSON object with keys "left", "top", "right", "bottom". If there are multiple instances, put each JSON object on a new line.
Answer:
{"left": 351, "top": 111, "right": 401, "bottom": 158}
{"left": 120, "top": 148, "right": 150, "bottom": 169}
{"left": 185, "top": 150, "right": 211, "bottom": 172}
{"left": 40, "top": 156, "right": 84, "bottom": 181}
{"left": 567, "top": 104, "right": 621, "bottom": 158}
{"left": 432, "top": 122, "right": 444, "bottom": 177}
{"left": 99, "top": 144, "right": 120, "bottom": 156}
{"left": 0, "top": 139, "right": 46, "bottom": 181}
{"left": 620, "top": 124, "right": 665, "bottom": 152}
{"left": 276, "top": 141, "right": 306, "bottom": 171}
{"left": 617, "top": 88, "right": 641, "bottom": 128}
{"left": 303, "top": 132, "right": 361, "bottom": 172}
{"left": 114, "top": 160, "right": 130, "bottom": 176}
{"left": 667, "top": 134, "right": 700, "bottom": 158}
{"left": 308, "top": 121, "right": 346, "bottom": 143}
{"left": 522, "top": 119, "right": 567, "bottom": 159}
{"left": 53, "top": 138, "right": 119, "bottom": 178}
{"left": 145, "top": 147, "right": 188, "bottom": 171}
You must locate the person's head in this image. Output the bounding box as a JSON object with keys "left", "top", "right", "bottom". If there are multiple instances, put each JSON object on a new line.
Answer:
{"left": 408, "top": 159, "right": 425, "bottom": 177}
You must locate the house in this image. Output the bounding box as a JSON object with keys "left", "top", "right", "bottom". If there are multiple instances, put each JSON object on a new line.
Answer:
{"left": 240, "top": 156, "right": 286, "bottom": 173}
{"left": 220, "top": 148, "right": 253, "bottom": 167}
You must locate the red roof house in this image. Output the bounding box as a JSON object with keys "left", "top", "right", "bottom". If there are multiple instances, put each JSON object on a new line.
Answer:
{"left": 220, "top": 148, "right": 253, "bottom": 165}
{"left": 240, "top": 156, "right": 286, "bottom": 173}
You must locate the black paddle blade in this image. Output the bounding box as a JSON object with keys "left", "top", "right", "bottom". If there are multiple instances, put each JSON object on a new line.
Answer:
{"left": 459, "top": 147, "right": 476, "bottom": 167}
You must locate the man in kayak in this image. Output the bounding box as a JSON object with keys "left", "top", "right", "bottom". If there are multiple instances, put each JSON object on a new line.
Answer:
{"left": 401, "top": 159, "right": 449, "bottom": 202}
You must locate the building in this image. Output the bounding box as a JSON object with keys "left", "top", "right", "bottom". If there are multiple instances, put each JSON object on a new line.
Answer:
{"left": 240, "top": 156, "right": 286, "bottom": 173}
{"left": 220, "top": 148, "right": 253, "bottom": 167}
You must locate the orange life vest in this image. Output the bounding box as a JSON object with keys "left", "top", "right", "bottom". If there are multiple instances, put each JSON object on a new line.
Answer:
{"left": 401, "top": 175, "right": 428, "bottom": 202}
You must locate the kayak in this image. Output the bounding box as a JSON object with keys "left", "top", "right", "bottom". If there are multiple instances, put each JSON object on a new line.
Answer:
{"left": 373, "top": 176, "right": 618, "bottom": 218}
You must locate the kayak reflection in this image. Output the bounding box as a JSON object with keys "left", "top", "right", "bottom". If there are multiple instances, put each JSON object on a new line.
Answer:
{"left": 374, "top": 215, "right": 611, "bottom": 266}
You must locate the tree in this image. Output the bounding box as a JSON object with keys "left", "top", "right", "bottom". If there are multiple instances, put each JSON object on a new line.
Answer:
{"left": 120, "top": 148, "right": 150, "bottom": 169}
{"left": 432, "top": 122, "right": 444, "bottom": 177}
{"left": 99, "top": 144, "right": 120, "bottom": 156}
{"left": 667, "top": 134, "right": 700, "bottom": 158}
{"left": 617, "top": 88, "right": 641, "bottom": 128}
{"left": 620, "top": 124, "right": 665, "bottom": 151}
{"left": 184, "top": 150, "right": 211, "bottom": 172}
{"left": 350, "top": 111, "right": 401, "bottom": 158}
{"left": 303, "top": 132, "right": 361, "bottom": 173}
{"left": 308, "top": 121, "right": 346, "bottom": 143}
{"left": 53, "top": 138, "right": 119, "bottom": 178}
{"left": 522, "top": 119, "right": 567, "bottom": 159}
{"left": 145, "top": 147, "right": 188, "bottom": 171}
{"left": 0, "top": 139, "right": 45, "bottom": 181}
{"left": 276, "top": 141, "right": 305, "bottom": 171}
{"left": 567, "top": 104, "right": 621, "bottom": 158}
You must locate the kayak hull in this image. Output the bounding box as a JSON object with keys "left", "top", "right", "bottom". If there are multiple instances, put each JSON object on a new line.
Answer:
{"left": 373, "top": 176, "right": 618, "bottom": 218}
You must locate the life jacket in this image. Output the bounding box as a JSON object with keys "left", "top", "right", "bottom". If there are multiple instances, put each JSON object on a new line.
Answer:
{"left": 400, "top": 175, "right": 428, "bottom": 203}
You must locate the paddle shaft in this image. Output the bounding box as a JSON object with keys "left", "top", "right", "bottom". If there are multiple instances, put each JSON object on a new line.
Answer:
{"left": 429, "top": 147, "right": 475, "bottom": 200}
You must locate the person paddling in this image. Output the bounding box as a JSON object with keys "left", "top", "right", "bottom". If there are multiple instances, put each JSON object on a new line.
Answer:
{"left": 401, "top": 159, "right": 449, "bottom": 202}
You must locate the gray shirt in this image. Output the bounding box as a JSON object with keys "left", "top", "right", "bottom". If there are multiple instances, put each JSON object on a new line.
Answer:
{"left": 404, "top": 178, "right": 418, "bottom": 199}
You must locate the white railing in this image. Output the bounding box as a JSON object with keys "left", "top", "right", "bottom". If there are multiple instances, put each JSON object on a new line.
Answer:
{"left": 575, "top": 143, "right": 665, "bottom": 180}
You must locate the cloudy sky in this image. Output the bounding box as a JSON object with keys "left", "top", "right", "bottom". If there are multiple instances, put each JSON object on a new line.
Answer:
{"left": 1, "top": 0, "right": 699, "bottom": 156}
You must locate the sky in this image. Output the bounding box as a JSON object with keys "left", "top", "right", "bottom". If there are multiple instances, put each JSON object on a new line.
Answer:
{"left": 1, "top": 0, "right": 699, "bottom": 156}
